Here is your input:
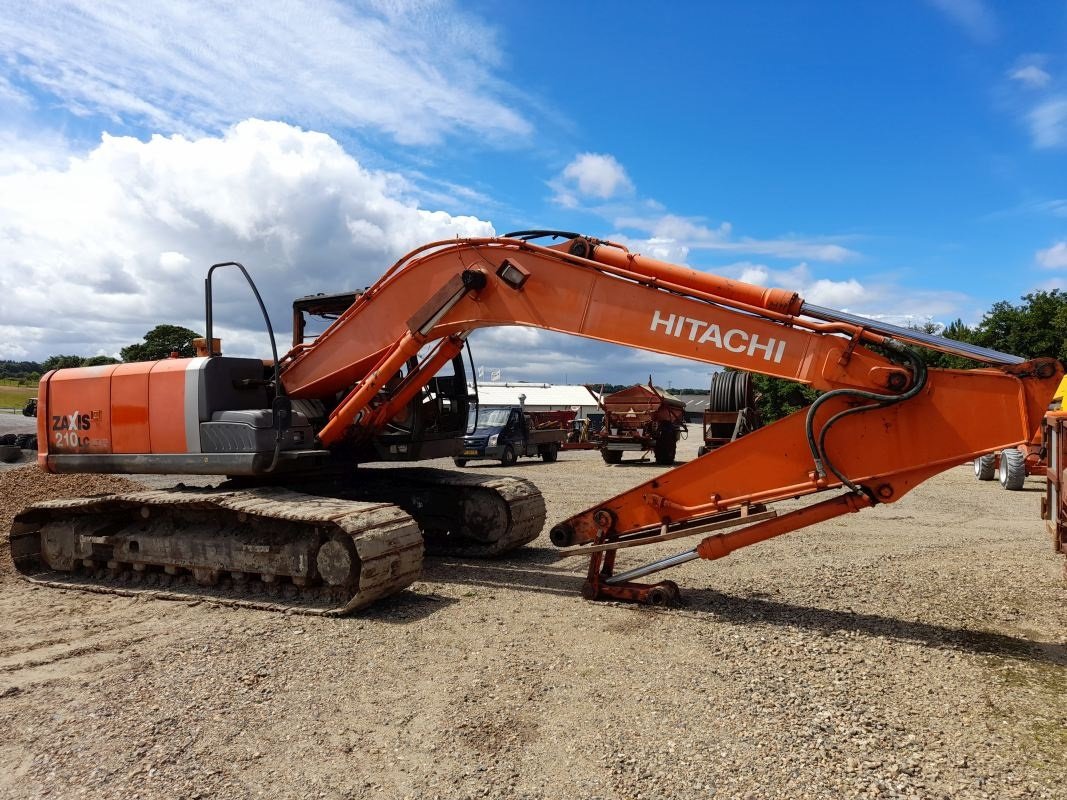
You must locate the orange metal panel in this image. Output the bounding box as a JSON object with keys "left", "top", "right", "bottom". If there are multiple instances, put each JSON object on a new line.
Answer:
{"left": 148, "top": 359, "right": 190, "bottom": 453}
{"left": 44, "top": 365, "right": 117, "bottom": 454}
{"left": 111, "top": 362, "right": 153, "bottom": 453}
{"left": 36, "top": 370, "right": 54, "bottom": 470}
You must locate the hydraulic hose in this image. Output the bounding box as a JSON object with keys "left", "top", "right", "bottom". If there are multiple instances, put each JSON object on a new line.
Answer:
{"left": 805, "top": 341, "right": 928, "bottom": 494}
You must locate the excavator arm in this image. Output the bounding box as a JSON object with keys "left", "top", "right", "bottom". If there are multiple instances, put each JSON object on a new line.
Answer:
{"left": 278, "top": 233, "right": 1061, "bottom": 603}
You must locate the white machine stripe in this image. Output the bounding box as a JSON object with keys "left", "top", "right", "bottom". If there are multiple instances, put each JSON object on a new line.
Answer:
{"left": 183, "top": 357, "right": 208, "bottom": 453}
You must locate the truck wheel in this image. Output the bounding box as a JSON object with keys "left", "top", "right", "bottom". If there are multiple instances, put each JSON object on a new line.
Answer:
{"left": 540, "top": 444, "right": 558, "bottom": 463}
{"left": 998, "top": 448, "right": 1026, "bottom": 490}
{"left": 973, "top": 453, "right": 996, "bottom": 481}
{"left": 453, "top": 458, "right": 468, "bottom": 468}
{"left": 500, "top": 445, "right": 517, "bottom": 467}
{"left": 653, "top": 430, "right": 677, "bottom": 465}
{"left": 601, "top": 449, "right": 623, "bottom": 464}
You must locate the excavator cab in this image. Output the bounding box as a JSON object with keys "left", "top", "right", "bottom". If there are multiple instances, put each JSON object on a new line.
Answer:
{"left": 291, "top": 291, "right": 472, "bottom": 462}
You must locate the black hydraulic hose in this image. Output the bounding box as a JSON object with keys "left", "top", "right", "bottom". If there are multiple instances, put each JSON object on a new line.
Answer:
{"left": 805, "top": 341, "right": 928, "bottom": 494}
{"left": 465, "top": 337, "right": 479, "bottom": 435}
{"left": 502, "top": 229, "right": 583, "bottom": 242}
{"left": 206, "top": 261, "right": 287, "bottom": 472}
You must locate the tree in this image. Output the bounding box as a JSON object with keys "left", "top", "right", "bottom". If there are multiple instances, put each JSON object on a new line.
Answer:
{"left": 121, "top": 325, "right": 202, "bottom": 362}
{"left": 750, "top": 374, "right": 820, "bottom": 423}
{"left": 971, "top": 290, "right": 1067, "bottom": 361}
{"left": 83, "top": 355, "right": 121, "bottom": 366}
{"left": 42, "top": 355, "right": 86, "bottom": 371}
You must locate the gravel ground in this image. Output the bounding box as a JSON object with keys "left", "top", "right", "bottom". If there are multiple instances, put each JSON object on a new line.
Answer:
{"left": 0, "top": 435, "right": 1065, "bottom": 799}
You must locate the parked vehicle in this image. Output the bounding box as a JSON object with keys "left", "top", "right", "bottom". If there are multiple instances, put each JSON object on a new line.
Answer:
{"left": 22, "top": 397, "right": 37, "bottom": 417}
{"left": 598, "top": 382, "right": 686, "bottom": 465}
{"left": 455, "top": 405, "right": 568, "bottom": 466}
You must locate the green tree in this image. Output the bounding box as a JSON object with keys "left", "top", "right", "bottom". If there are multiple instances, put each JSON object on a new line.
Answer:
{"left": 907, "top": 319, "right": 977, "bottom": 369}
{"left": 971, "top": 290, "right": 1067, "bottom": 361}
{"left": 121, "top": 325, "right": 202, "bottom": 362}
{"left": 42, "top": 354, "right": 86, "bottom": 371}
{"left": 83, "top": 355, "right": 121, "bottom": 366}
{"left": 750, "top": 374, "right": 820, "bottom": 423}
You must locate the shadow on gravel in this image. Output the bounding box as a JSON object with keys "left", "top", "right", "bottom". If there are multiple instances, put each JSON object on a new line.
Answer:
{"left": 425, "top": 553, "right": 1066, "bottom": 666}
{"left": 425, "top": 546, "right": 581, "bottom": 597}
{"left": 685, "top": 589, "right": 1067, "bottom": 666}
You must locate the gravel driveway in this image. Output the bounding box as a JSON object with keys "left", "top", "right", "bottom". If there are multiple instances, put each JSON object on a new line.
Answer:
{"left": 0, "top": 435, "right": 1064, "bottom": 799}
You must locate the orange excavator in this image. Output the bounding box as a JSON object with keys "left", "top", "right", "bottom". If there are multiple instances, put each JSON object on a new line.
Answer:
{"left": 9, "top": 231, "right": 1064, "bottom": 612}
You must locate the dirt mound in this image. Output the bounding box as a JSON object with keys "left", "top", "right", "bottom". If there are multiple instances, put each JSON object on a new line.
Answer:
{"left": 0, "top": 466, "right": 142, "bottom": 576}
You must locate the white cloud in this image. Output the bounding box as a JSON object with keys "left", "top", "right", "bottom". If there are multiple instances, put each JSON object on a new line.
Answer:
{"left": 1009, "top": 64, "right": 1051, "bottom": 89}
{"left": 0, "top": 120, "right": 494, "bottom": 361}
{"left": 0, "top": 0, "right": 529, "bottom": 146}
{"left": 553, "top": 153, "right": 634, "bottom": 206}
{"left": 1028, "top": 98, "right": 1067, "bottom": 148}
{"left": 1037, "top": 241, "right": 1067, "bottom": 269}
{"left": 928, "top": 0, "right": 996, "bottom": 42}
{"left": 614, "top": 215, "right": 858, "bottom": 263}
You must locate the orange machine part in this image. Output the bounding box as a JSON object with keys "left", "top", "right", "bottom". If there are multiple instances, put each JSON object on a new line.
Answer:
{"left": 42, "top": 366, "right": 116, "bottom": 455}
{"left": 37, "top": 359, "right": 196, "bottom": 471}
{"left": 111, "top": 363, "right": 152, "bottom": 453}
{"left": 280, "top": 239, "right": 894, "bottom": 400}
{"left": 147, "top": 359, "right": 190, "bottom": 454}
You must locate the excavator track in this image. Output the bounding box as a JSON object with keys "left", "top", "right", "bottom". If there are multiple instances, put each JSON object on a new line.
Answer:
{"left": 325, "top": 468, "right": 547, "bottom": 557}
{"left": 6, "top": 471, "right": 546, "bottom": 615}
{"left": 8, "top": 486, "right": 424, "bottom": 616}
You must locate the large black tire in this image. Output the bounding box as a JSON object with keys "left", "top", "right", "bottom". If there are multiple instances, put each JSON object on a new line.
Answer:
{"left": 453, "top": 458, "right": 469, "bottom": 468}
{"left": 973, "top": 453, "right": 996, "bottom": 481}
{"left": 653, "top": 428, "right": 677, "bottom": 465}
{"left": 999, "top": 448, "right": 1026, "bottom": 490}
{"left": 0, "top": 445, "right": 21, "bottom": 463}
{"left": 540, "top": 444, "right": 558, "bottom": 463}
{"left": 601, "top": 448, "right": 623, "bottom": 464}
{"left": 500, "top": 445, "right": 517, "bottom": 467}
{"left": 23, "top": 434, "right": 37, "bottom": 451}
{"left": 0, "top": 434, "right": 15, "bottom": 446}
{"left": 14, "top": 434, "right": 31, "bottom": 449}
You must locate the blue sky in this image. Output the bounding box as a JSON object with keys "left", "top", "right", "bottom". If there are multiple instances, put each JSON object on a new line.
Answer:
{"left": 1, "top": 0, "right": 1065, "bottom": 389}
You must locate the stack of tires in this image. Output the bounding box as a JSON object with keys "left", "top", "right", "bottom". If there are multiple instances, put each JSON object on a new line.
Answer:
{"left": 0, "top": 432, "right": 38, "bottom": 463}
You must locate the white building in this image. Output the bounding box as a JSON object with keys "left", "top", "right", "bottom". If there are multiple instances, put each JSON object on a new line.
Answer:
{"left": 475, "top": 382, "right": 602, "bottom": 419}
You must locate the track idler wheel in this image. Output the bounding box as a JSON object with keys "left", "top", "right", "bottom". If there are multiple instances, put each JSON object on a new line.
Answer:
{"left": 316, "top": 536, "right": 361, "bottom": 588}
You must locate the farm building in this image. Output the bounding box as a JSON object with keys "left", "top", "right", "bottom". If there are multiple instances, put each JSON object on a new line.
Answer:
{"left": 475, "top": 382, "right": 601, "bottom": 419}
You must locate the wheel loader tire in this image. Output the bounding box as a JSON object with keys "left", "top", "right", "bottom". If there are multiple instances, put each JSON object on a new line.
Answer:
{"left": 998, "top": 448, "right": 1026, "bottom": 491}
{"left": 0, "top": 434, "right": 16, "bottom": 446}
{"left": 453, "top": 458, "right": 468, "bottom": 468}
{"left": 601, "top": 449, "right": 623, "bottom": 464}
{"left": 14, "top": 434, "right": 31, "bottom": 449}
{"left": 500, "top": 445, "right": 517, "bottom": 467}
{"left": 24, "top": 434, "right": 37, "bottom": 451}
{"left": 540, "top": 444, "right": 558, "bottom": 463}
{"left": 973, "top": 453, "right": 996, "bottom": 481}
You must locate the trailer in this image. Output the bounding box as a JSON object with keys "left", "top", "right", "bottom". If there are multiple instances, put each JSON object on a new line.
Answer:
{"left": 598, "top": 382, "right": 686, "bottom": 465}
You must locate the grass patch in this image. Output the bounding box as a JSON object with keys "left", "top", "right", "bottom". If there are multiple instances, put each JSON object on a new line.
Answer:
{"left": 0, "top": 386, "right": 35, "bottom": 408}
